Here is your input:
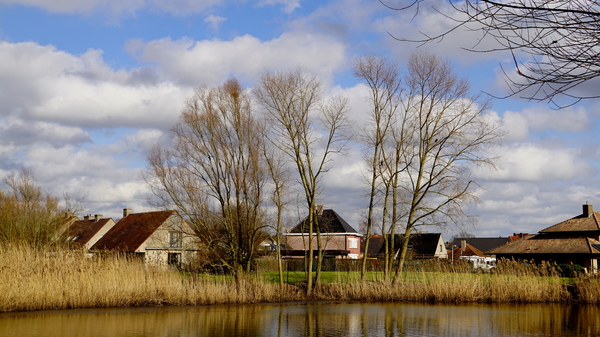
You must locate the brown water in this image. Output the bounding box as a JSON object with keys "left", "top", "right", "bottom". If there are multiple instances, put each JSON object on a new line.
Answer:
{"left": 0, "top": 302, "right": 598, "bottom": 336}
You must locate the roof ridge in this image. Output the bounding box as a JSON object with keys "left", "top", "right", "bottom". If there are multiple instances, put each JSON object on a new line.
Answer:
{"left": 329, "top": 209, "right": 359, "bottom": 233}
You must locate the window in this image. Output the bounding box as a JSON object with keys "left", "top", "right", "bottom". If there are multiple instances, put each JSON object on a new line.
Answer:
{"left": 348, "top": 238, "right": 358, "bottom": 249}
{"left": 169, "top": 231, "right": 182, "bottom": 248}
{"left": 168, "top": 253, "right": 181, "bottom": 266}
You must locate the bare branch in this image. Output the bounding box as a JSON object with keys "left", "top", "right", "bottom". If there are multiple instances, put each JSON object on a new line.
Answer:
{"left": 386, "top": 0, "right": 600, "bottom": 107}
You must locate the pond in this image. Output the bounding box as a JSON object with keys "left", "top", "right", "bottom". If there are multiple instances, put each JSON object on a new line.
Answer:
{"left": 1, "top": 301, "right": 598, "bottom": 336}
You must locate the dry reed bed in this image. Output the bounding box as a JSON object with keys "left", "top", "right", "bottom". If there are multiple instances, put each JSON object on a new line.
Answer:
{"left": 0, "top": 244, "right": 304, "bottom": 312}
{"left": 0, "top": 244, "right": 594, "bottom": 313}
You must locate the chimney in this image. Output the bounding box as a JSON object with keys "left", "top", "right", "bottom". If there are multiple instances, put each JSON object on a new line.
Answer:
{"left": 583, "top": 204, "right": 593, "bottom": 217}
{"left": 317, "top": 205, "right": 324, "bottom": 215}
{"left": 123, "top": 208, "right": 132, "bottom": 217}
{"left": 94, "top": 214, "right": 102, "bottom": 221}
{"left": 461, "top": 240, "right": 466, "bottom": 249}
{"left": 84, "top": 215, "right": 91, "bottom": 221}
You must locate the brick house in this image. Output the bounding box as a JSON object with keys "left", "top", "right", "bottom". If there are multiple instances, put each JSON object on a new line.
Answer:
{"left": 283, "top": 207, "right": 362, "bottom": 259}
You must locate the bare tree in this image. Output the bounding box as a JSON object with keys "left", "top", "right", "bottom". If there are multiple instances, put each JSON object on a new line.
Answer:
{"left": 261, "top": 145, "right": 293, "bottom": 288}
{"left": 388, "top": 0, "right": 600, "bottom": 107}
{"left": 352, "top": 55, "right": 402, "bottom": 282}
{"left": 0, "top": 168, "right": 67, "bottom": 248}
{"left": 379, "top": 112, "right": 414, "bottom": 281}
{"left": 144, "top": 78, "right": 269, "bottom": 282}
{"left": 254, "top": 68, "right": 351, "bottom": 295}
{"left": 390, "top": 52, "right": 503, "bottom": 283}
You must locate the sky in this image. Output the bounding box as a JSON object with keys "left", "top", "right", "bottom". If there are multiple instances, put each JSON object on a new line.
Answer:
{"left": 1, "top": 0, "right": 599, "bottom": 239}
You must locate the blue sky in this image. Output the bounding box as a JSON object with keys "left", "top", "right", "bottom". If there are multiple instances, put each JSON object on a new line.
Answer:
{"left": 1, "top": 0, "right": 599, "bottom": 238}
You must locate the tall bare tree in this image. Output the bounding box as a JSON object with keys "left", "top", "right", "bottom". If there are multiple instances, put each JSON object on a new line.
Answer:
{"left": 352, "top": 55, "right": 402, "bottom": 281}
{"left": 144, "top": 78, "right": 268, "bottom": 281}
{"left": 379, "top": 111, "right": 415, "bottom": 281}
{"left": 388, "top": 0, "right": 600, "bottom": 107}
{"left": 390, "top": 52, "right": 503, "bottom": 283}
{"left": 254, "top": 68, "right": 351, "bottom": 295}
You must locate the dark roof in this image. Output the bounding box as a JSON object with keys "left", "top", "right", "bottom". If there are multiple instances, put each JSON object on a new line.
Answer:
{"left": 540, "top": 212, "right": 600, "bottom": 233}
{"left": 92, "top": 210, "right": 177, "bottom": 251}
{"left": 66, "top": 218, "right": 113, "bottom": 247}
{"left": 488, "top": 235, "right": 600, "bottom": 255}
{"left": 289, "top": 209, "right": 359, "bottom": 234}
{"left": 452, "top": 237, "right": 511, "bottom": 253}
{"left": 367, "top": 233, "right": 443, "bottom": 258}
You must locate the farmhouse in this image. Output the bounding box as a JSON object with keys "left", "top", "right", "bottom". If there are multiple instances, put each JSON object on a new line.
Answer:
{"left": 92, "top": 209, "right": 201, "bottom": 268}
{"left": 489, "top": 204, "right": 600, "bottom": 270}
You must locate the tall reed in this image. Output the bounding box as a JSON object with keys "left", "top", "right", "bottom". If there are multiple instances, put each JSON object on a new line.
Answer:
{"left": 0, "top": 243, "right": 301, "bottom": 312}
{"left": 312, "top": 259, "right": 567, "bottom": 304}
{"left": 0, "top": 244, "right": 589, "bottom": 313}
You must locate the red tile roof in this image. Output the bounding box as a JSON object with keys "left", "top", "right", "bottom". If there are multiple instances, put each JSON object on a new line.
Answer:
{"left": 450, "top": 243, "right": 485, "bottom": 257}
{"left": 92, "top": 210, "right": 177, "bottom": 252}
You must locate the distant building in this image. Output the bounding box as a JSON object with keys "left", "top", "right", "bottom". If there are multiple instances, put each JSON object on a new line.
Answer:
{"left": 92, "top": 209, "right": 201, "bottom": 268}
{"left": 489, "top": 204, "right": 600, "bottom": 270}
{"left": 283, "top": 206, "right": 362, "bottom": 259}
{"left": 367, "top": 233, "right": 448, "bottom": 260}
{"left": 63, "top": 214, "right": 116, "bottom": 249}
{"left": 451, "top": 237, "right": 512, "bottom": 254}
{"left": 449, "top": 241, "right": 485, "bottom": 260}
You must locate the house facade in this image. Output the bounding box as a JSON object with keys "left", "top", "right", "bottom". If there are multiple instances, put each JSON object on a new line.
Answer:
{"left": 283, "top": 208, "right": 362, "bottom": 259}
{"left": 367, "top": 233, "right": 448, "bottom": 260}
{"left": 489, "top": 204, "right": 600, "bottom": 270}
{"left": 92, "top": 209, "right": 201, "bottom": 268}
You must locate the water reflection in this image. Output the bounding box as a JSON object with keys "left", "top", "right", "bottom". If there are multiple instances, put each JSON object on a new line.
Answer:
{"left": 1, "top": 302, "right": 598, "bottom": 336}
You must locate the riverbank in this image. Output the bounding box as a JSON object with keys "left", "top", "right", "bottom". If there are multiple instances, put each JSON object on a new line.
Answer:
{"left": 1, "top": 244, "right": 597, "bottom": 313}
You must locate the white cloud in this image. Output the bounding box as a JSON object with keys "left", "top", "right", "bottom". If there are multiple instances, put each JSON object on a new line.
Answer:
{"left": 256, "top": 0, "right": 301, "bottom": 13}
{"left": 371, "top": 0, "right": 511, "bottom": 65}
{"left": 0, "top": 116, "right": 91, "bottom": 147}
{"left": 204, "top": 14, "right": 226, "bottom": 31}
{"left": 497, "top": 104, "right": 591, "bottom": 142}
{"left": 0, "top": 41, "right": 190, "bottom": 129}
{"left": 152, "top": 0, "right": 223, "bottom": 16}
{"left": 473, "top": 143, "right": 593, "bottom": 182}
{"left": 523, "top": 106, "right": 589, "bottom": 133}
{"left": 500, "top": 111, "right": 529, "bottom": 141}
{"left": 11, "top": 130, "right": 157, "bottom": 218}
{"left": 132, "top": 32, "right": 347, "bottom": 87}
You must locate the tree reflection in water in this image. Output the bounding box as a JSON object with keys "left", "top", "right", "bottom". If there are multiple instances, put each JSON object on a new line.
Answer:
{"left": 0, "top": 302, "right": 598, "bottom": 336}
